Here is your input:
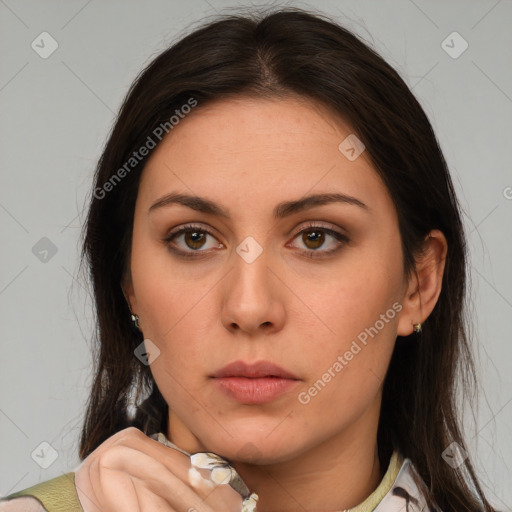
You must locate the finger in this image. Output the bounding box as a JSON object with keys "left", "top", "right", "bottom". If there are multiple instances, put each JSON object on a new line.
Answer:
{"left": 88, "top": 455, "right": 142, "bottom": 512}
{"left": 81, "top": 428, "right": 243, "bottom": 512}
{"left": 93, "top": 445, "right": 218, "bottom": 512}
{"left": 76, "top": 428, "right": 179, "bottom": 512}
{"left": 110, "top": 431, "right": 193, "bottom": 482}
{"left": 79, "top": 427, "right": 191, "bottom": 511}
{"left": 106, "top": 434, "right": 244, "bottom": 510}
{"left": 108, "top": 434, "right": 241, "bottom": 503}
{"left": 131, "top": 482, "right": 180, "bottom": 512}
{"left": 74, "top": 457, "right": 105, "bottom": 512}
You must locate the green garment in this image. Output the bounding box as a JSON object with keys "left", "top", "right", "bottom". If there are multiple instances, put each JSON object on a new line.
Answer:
{"left": 1, "top": 472, "right": 82, "bottom": 511}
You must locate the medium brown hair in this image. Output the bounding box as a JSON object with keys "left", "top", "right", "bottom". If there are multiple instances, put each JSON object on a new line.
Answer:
{"left": 79, "top": 7, "right": 495, "bottom": 510}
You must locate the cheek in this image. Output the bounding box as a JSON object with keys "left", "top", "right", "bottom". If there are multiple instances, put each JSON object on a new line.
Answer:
{"left": 294, "top": 244, "right": 403, "bottom": 408}
{"left": 295, "top": 315, "right": 398, "bottom": 432}
{"left": 137, "top": 275, "right": 213, "bottom": 370}
{"left": 313, "top": 252, "right": 403, "bottom": 350}
{"left": 129, "top": 238, "right": 211, "bottom": 372}
{"left": 131, "top": 229, "right": 201, "bottom": 333}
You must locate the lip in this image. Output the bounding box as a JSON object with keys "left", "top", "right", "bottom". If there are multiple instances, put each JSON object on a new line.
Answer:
{"left": 211, "top": 360, "right": 300, "bottom": 405}
{"left": 211, "top": 360, "right": 299, "bottom": 379}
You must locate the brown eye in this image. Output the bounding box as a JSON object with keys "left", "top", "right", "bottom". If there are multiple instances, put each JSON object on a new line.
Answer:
{"left": 302, "top": 229, "right": 325, "bottom": 250}
{"left": 164, "top": 224, "right": 223, "bottom": 259}
{"left": 289, "top": 223, "right": 349, "bottom": 258}
{"left": 183, "top": 230, "right": 207, "bottom": 250}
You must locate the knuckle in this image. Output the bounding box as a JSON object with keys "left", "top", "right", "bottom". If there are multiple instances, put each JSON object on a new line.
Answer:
{"left": 84, "top": 427, "right": 145, "bottom": 462}
{"left": 109, "top": 426, "right": 145, "bottom": 445}
{"left": 97, "top": 444, "right": 128, "bottom": 472}
{"left": 117, "top": 426, "right": 144, "bottom": 439}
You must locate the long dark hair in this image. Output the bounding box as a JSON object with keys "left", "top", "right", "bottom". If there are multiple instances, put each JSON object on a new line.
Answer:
{"left": 79, "top": 6, "right": 495, "bottom": 510}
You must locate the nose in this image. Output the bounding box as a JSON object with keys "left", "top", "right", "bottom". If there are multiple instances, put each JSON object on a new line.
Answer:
{"left": 220, "top": 244, "right": 285, "bottom": 337}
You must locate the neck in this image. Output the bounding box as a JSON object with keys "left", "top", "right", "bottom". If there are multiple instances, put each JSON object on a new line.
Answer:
{"left": 232, "top": 407, "right": 384, "bottom": 512}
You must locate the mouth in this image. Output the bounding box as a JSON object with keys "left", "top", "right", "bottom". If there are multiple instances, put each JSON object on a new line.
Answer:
{"left": 211, "top": 360, "right": 300, "bottom": 379}
{"left": 210, "top": 360, "right": 301, "bottom": 405}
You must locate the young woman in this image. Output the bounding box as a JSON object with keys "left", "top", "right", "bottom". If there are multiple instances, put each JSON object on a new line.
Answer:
{"left": 0, "top": 7, "right": 498, "bottom": 512}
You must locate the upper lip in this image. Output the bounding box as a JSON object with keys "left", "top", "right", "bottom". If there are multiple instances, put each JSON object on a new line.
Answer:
{"left": 211, "top": 360, "right": 299, "bottom": 379}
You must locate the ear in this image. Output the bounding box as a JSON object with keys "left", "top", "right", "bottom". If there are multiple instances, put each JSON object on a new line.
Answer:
{"left": 121, "top": 268, "right": 138, "bottom": 314}
{"left": 397, "top": 229, "right": 448, "bottom": 336}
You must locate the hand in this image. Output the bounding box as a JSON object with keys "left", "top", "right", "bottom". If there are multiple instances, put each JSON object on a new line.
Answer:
{"left": 74, "top": 427, "right": 250, "bottom": 512}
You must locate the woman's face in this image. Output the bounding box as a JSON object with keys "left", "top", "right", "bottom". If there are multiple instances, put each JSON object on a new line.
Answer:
{"left": 125, "top": 96, "right": 411, "bottom": 464}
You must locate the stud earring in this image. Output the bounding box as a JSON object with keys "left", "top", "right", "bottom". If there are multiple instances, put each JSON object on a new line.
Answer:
{"left": 413, "top": 323, "right": 422, "bottom": 334}
{"left": 131, "top": 314, "right": 141, "bottom": 331}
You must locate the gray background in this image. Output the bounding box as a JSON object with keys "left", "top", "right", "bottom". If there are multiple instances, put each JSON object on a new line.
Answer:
{"left": 1, "top": 0, "right": 511, "bottom": 509}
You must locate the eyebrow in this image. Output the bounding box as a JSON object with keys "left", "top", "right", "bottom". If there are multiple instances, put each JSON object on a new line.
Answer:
{"left": 148, "top": 192, "right": 369, "bottom": 219}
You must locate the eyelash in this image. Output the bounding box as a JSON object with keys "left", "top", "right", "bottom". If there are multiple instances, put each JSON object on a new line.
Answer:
{"left": 163, "top": 222, "right": 350, "bottom": 260}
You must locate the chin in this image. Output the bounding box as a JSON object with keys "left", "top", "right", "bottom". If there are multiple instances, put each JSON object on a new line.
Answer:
{"left": 200, "top": 428, "right": 307, "bottom": 466}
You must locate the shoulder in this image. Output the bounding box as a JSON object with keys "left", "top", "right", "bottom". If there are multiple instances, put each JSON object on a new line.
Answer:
{"left": 0, "top": 472, "right": 83, "bottom": 512}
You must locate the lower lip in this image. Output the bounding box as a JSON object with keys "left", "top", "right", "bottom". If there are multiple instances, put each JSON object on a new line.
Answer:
{"left": 212, "top": 377, "right": 300, "bottom": 404}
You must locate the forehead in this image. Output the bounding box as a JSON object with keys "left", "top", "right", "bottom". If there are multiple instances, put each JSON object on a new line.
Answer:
{"left": 139, "top": 96, "right": 391, "bottom": 215}
{"left": 151, "top": 95, "right": 354, "bottom": 157}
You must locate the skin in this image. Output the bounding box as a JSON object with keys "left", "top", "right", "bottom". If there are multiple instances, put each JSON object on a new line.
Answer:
{"left": 74, "top": 428, "right": 244, "bottom": 512}
{"left": 118, "top": 95, "right": 447, "bottom": 511}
